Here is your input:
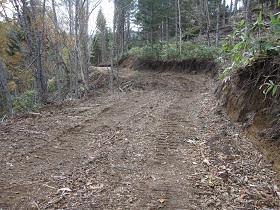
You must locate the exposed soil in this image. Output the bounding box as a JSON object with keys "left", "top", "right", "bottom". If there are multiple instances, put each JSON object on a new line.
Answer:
{"left": 216, "top": 56, "right": 280, "bottom": 173}
{"left": 1, "top": 66, "right": 280, "bottom": 209}
{"left": 119, "top": 56, "right": 217, "bottom": 75}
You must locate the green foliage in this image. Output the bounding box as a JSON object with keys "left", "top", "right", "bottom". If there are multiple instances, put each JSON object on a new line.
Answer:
{"left": 126, "top": 42, "right": 221, "bottom": 60}
{"left": 260, "top": 80, "right": 279, "bottom": 100}
{"left": 181, "top": 43, "right": 221, "bottom": 59}
{"left": 0, "top": 97, "right": 7, "bottom": 118}
{"left": 126, "top": 45, "right": 160, "bottom": 59}
{"left": 221, "top": 12, "right": 280, "bottom": 96}
{"left": 140, "top": 44, "right": 165, "bottom": 59}
{"left": 12, "top": 90, "right": 41, "bottom": 113}
{"left": 47, "top": 77, "right": 57, "bottom": 93}
{"left": 222, "top": 13, "right": 280, "bottom": 73}
{"left": 90, "top": 27, "right": 112, "bottom": 65}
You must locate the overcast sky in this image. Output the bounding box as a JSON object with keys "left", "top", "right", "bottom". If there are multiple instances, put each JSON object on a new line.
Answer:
{"left": 0, "top": 0, "right": 242, "bottom": 33}
{"left": 89, "top": 0, "right": 114, "bottom": 32}
{"left": 91, "top": 0, "right": 243, "bottom": 32}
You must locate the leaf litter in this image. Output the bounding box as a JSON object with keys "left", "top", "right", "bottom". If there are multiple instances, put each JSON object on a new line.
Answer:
{"left": 0, "top": 67, "right": 279, "bottom": 209}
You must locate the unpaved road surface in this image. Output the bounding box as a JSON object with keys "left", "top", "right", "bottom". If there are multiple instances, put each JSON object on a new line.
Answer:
{"left": 1, "top": 68, "right": 279, "bottom": 209}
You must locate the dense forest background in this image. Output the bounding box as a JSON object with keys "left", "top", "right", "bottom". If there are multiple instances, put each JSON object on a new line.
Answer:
{"left": 0, "top": 0, "right": 279, "bottom": 117}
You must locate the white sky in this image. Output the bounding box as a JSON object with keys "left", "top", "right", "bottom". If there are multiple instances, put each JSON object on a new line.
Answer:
{"left": 91, "top": 0, "right": 243, "bottom": 32}
{"left": 89, "top": 0, "right": 114, "bottom": 32}
{"left": 0, "top": 0, "right": 114, "bottom": 33}
{"left": 0, "top": 0, "right": 243, "bottom": 33}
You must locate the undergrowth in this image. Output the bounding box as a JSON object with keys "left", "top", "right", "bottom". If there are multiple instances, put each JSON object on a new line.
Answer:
{"left": 12, "top": 89, "right": 41, "bottom": 113}
{"left": 221, "top": 12, "right": 280, "bottom": 96}
{"left": 125, "top": 42, "right": 221, "bottom": 61}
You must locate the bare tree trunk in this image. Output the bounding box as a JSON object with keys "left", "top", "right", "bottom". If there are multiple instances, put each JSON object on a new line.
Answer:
{"left": 121, "top": 7, "right": 125, "bottom": 54}
{"left": 245, "top": 0, "right": 251, "bottom": 38}
{"left": 101, "top": 29, "right": 106, "bottom": 63}
{"left": 0, "top": 59, "right": 13, "bottom": 115}
{"left": 109, "top": 0, "right": 118, "bottom": 90}
{"left": 74, "top": 0, "right": 79, "bottom": 98}
{"left": 79, "top": 0, "right": 90, "bottom": 91}
{"left": 51, "top": 0, "right": 61, "bottom": 101}
{"left": 198, "top": 0, "right": 204, "bottom": 36}
{"left": 177, "top": 0, "right": 182, "bottom": 55}
{"left": 204, "top": 0, "right": 211, "bottom": 45}
{"left": 234, "top": 0, "right": 238, "bottom": 13}
{"left": 126, "top": 12, "right": 131, "bottom": 52}
{"left": 222, "top": 0, "right": 226, "bottom": 26}
{"left": 216, "top": 1, "right": 221, "bottom": 47}
{"left": 68, "top": 0, "right": 74, "bottom": 98}
{"left": 166, "top": 15, "right": 169, "bottom": 57}
{"left": 174, "top": 0, "right": 178, "bottom": 48}
{"left": 16, "top": 0, "right": 48, "bottom": 104}
{"left": 233, "top": 0, "right": 239, "bottom": 30}
{"left": 32, "top": 0, "right": 48, "bottom": 104}
{"left": 229, "top": 0, "right": 233, "bottom": 21}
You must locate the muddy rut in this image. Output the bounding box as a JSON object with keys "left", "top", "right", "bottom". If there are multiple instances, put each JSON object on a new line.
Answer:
{"left": 0, "top": 68, "right": 279, "bottom": 209}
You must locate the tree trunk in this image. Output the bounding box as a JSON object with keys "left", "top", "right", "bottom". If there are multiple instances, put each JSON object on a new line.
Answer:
{"left": 52, "top": 0, "right": 61, "bottom": 101}
{"left": 13, "top": 0, "right": 48, "bottom": 104}
{"left": 175, "top": 0, "right": 178, "bottom": 48}
{"left": 166, "top": 14, "right": 169, "bottom": 57}
{"left": 109, "top": 0, "right": 118, "bottom": 90}
{"left": 233, "top": 0, "right": 239, "bottom": 30}
{"left": 177, "top": 0, "right": 182, "bottom": 55}
{"left": 229, "top": 0, "right": 233, "bottom": 21}
{"left": 0, "top": 59, "right": 13, "bottom": 115}
{"left": 126, "top": 11, "right": 131, "bottom": 52}
{"left": 31, "top": 0, "right": 48, "bottom": 104}
{"left": 68, "top": 0, "right": 74, "bottom": 98}
{"left": 216, "top": 1, "right": 221, "bottom": 46}
{"left": 198, "top": 0, "right": 204, "bottom": 36}
{"left": 234, "top": 0, "right": 238, "bottom": 13}
{"left": 222, "top": 0, "right": 226, "bottom": 26}
{"left": 74, "top": 0, "right": 79, "bottom": 98}
{"left": 80, "top": 0, "right": 90, "bottom": 91}
{"left": 204, "top": 0, "right": 211, "bottom": 45}
{"left": 245, "top": 0, "right": 252, "bottom": 38}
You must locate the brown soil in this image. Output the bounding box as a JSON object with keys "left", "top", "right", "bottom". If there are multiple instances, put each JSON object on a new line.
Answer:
{"left": 216, "top": 56, "right": 280, "bottom": 173}
{"left": 1, "top": 67, "right": 279, "bottom": 209}
{"left": 119, "top": 56, "right": 217, "bottom": 75}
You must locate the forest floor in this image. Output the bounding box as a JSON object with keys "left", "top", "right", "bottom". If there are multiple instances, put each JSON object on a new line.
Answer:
{"left": 0, "top": 67, "right": 280, "bottom": 209}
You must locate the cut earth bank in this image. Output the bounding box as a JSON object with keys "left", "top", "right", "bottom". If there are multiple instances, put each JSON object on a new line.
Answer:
{"left": 215, "top": 56, "right": 280, "bottom": 173}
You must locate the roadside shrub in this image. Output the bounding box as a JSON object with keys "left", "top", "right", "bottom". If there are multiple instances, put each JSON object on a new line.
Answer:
{"left": 220, "top": 12, "right": 280, "bottom": 95}
{"left": 0, "top": 98, "right": 7, "bottom": 118}
{"left": 48, "top": 77, "right": 57, "bottom": 93}
{"left": 12, "top": 89, "right": 41, "bottom": 113}
{"left": 126, "top": 42, "right": 221, "bottom": 60}
{"left": 181, "top": 43, "right": 221, "bottom": 59}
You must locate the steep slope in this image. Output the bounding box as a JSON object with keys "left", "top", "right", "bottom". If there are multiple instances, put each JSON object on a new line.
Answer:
{"left": 216, "top": 56, "right": 280, "bottom": 173}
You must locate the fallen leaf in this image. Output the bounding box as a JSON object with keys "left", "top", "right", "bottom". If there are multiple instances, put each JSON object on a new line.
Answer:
{"left": 89, "top": 183, "right": 104, "bottom": 190}
{"left": 57, "top": 187, "right": 72, "bottom": 194}
{"left": 186, "top": 139, "right": 196, "bottom": 144}
{"left": 273, "top": 184, "right": 280, "bottom": 197}
{"left": 203, "top": 158, "right": 211, "bottom": 166}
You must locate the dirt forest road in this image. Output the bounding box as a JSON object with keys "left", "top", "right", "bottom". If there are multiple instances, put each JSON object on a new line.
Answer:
{"left": 0, "top": 68, "right": 280, "bottom": 209}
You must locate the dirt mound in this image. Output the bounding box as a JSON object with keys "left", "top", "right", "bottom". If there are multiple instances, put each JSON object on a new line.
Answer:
{"left": 119, "top": 55, "right": 218, "bottom": 75}
{"left": 216, "top": 56, "right": 280, "bottom": 172}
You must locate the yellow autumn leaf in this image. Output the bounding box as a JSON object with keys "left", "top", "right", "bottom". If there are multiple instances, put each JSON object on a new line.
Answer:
{"left": 8, "top": 81, "right": 16, "bottom": 92}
